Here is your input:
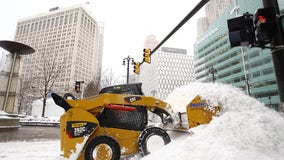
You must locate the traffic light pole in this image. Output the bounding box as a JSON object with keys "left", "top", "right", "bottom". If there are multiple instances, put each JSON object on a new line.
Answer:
{"left": 139, "top": 0, "right": 209, "bottom": 66}
{"left": 263, "top": 0, "right": 284, "bottom": 109}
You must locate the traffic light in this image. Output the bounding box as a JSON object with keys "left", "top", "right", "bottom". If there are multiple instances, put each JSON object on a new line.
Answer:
{"left": 143, "top": 48, "right": 151, "bottom": 63}
{"left": 133, "top": 62, "right": 140, "bottom": 74}
{"left": 75, "top": 81, "right": 81, "bottom": 93}
{"left": 254, "top": 7, "right": 276, "bottom": 46}
{"left": 227, "top": 13, "right": 255, "bottom": 47}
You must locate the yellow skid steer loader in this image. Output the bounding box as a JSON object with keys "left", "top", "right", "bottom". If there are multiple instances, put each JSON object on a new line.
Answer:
{"left": 51, "top": 83, "right": 219, "bottom": 160}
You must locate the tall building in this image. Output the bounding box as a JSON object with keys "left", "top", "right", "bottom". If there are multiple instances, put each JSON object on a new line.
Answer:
{"left": 144, "top": 35, "right": 159, "bottom": 50}
{"left": 197, "top": 0, "right": 233, "bottom": 38}
{"left": 196, "top": 17, "right": 209, "bottom": 39}
{"left": 194, "top": 0, "right": 284, "bottom": 109}
{"left": 14, "top": 5, "right": 102, "bottom": 95}
{"left": 139, "top": 47, "right": 195, "bottom": 100}
{"left": 97, "top": 22, "right": 104, "bottom": 76}
{"left": 204, "top": 0, "right": 233, "bottom": 25}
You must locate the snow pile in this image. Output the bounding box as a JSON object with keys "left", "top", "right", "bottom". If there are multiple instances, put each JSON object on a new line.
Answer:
{"left": 143, "top": 82, "right": 284, "bottom": 160}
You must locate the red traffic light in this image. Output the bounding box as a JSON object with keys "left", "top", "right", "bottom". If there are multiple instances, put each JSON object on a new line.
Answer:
{"left": 258, "top": 15, "right": 266, "bottom": 23}
{"left": 254, "top": 7, "right": 276, "bottom": 45}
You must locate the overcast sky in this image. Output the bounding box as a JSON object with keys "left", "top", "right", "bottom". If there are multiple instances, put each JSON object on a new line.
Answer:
{"left": 0, "top": 0, "right": 205, "bottom": 81}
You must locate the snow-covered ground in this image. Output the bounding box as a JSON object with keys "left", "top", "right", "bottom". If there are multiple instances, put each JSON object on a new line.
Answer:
{"left": 0, "top": 140, "right": 60, "bottom": 160}
{"left": 1, "top": 82, "right": 284, "bottom": 160}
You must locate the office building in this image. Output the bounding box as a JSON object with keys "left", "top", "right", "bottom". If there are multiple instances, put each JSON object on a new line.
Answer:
{"left": 194, "top": 0, "right": 284, "bottom": 108}
{"left": 14, "top": 5, "right": 102, "bottom": 95}
{"left": 197, "top": 0, "right": 233, "bottom": 38}
{"left": 140, "top": 47, "right": 195, "bottom": 100}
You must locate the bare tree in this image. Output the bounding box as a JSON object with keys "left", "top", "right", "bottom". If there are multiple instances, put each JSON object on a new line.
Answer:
{"left": 100, "top": 68, "right": 120, "bottom": 89}
{"left": 34, "top": 49, "right": 65, "bottom": 117}
{"left": 83, "top": 75, "right": 101, "bottom": 98}
{"left": 17, "top": 78, "right": 33, "bottom": 114}
{"left": 83, "top": 69, "right": 122, "bottom": 98}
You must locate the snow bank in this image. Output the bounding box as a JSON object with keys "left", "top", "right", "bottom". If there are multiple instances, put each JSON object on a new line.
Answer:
{"left": 144, "top": 82, "right": 284, "bottom": 160}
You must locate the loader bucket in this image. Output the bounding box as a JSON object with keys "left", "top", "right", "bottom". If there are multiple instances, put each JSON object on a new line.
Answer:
{"left": 186, "top": 95, "right": 220, "bottom": 128}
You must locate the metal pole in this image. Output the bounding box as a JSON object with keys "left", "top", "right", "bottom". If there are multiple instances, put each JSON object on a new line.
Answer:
{"left": 262, "top": 0, "right": 284, "bottom": 109}
{"left": 241, "top": 47, "right": 251, "bottom": 95}
{"left": 209, "top": 66, "right": 217, "bottom": 83}
{"left": 126, "top": 58, "right": 129, "bottom": 84}
{"left": 81, "top": 81, "right": 84, "bottom": 99}
{"left": 150, "top": 0, "right": 210, "bottom": 55}
{"left": 3, "top": 52, "right": 17, "bottom": 111}
{"left": 233, "top": 0, "right": 251, "bottom": 95}
{"left": 139, "top": 0, "right": 210, "bottom": 66}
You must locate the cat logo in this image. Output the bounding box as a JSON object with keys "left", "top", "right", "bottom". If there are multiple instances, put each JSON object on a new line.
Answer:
{"left": 124, "top": 96, "right": 142, "bottom": 103}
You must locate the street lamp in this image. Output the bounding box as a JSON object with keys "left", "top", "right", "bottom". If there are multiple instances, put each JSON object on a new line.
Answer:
{"left": 268, "top": 96, "right": 272, "bottom": 107}
{"left": 208, "top": 66, "right": 217, "bottom": 83}
{"left": 122, "top": 55, "right": 134, "bottom": 84}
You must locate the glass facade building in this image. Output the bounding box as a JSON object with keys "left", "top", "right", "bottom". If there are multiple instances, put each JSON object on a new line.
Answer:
{"left": 194, "top": 0, "right": 284, "bottom": 109}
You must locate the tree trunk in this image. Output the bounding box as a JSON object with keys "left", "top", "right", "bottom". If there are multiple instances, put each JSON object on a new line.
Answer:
{"left": 42, "top": 87, "right": 47, "bottom": 117}
{"left": 42, "top": 97, "right": 46, "bottom": 117}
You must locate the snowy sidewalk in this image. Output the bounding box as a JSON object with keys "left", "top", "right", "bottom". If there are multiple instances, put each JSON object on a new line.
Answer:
{"left": 0, "top": 140, "right": 61, "bottom": 160}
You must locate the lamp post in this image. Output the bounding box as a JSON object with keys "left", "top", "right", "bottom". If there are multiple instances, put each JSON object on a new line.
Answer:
{"left": 122, "top": 55, "right": 134, "bottom": 84}
{"left": 268, "top": 96, "right": 272, "bottom": 107}
{"left": 209, "top": 66, "right": 217, "bottom": 83}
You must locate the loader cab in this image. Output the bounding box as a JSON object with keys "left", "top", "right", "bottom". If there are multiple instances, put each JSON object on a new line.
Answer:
{"left": 98, "top": 83, "right": 148, "bottom": 131}
{"left": 99, "top": 83, "right": 144, "bottom": 95}
{"left": 98, "top": 105, "right": 148, "bottom": 131}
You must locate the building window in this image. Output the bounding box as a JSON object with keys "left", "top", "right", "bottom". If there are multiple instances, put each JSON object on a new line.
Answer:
{"left": 46, "top": 19, "right": 50, "bottom": 29}
{"left": 262, "top": 67, "right": 273, "bottom": 75}
{"left": 59, "top": 16, "right": 64, "bottom": 26}
{"left": 51, "top": 18, "right": 55, "bottom": 28}
{"left": 64, "top": 15, "right": 68, "bottom": 25}
{"left": 55, "top": 17, "right": 59, "bottom": 27}
{"left": 69, "top": 14, "right": 73, "bottom": 24}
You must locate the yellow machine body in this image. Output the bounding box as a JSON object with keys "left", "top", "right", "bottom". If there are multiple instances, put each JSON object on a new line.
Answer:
{"left": 56, "top": 93, "right": 174, "bottom": 159}
{"left": 52, "top": 84, "right": 220, "bottom": 159}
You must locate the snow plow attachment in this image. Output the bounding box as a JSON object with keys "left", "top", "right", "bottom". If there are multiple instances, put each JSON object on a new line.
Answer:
{"left": 186, "top": 95, "right": 220, "bottom": 128}
{"left": 168, "top": 95, "right": 220, "bottom": 131}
